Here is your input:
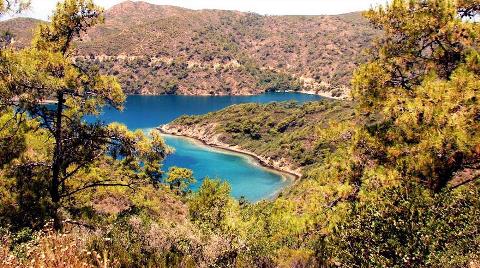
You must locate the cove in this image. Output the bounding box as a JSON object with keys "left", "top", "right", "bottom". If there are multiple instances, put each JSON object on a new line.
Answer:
{"left": 162, "top": 134, "right": 292, "bottom": 201}
{"left": 96, "top": 93, "right": 323, "bottom": 201}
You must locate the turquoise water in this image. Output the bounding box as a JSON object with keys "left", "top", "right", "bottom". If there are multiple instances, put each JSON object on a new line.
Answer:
{"left": 162, "top": 135, "right": 289, "bottom": 201}
{"left": 96, "top": 93, "right": 323, "bottom": 201}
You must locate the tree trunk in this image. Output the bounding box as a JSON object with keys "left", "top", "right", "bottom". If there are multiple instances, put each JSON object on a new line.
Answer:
{"left": 51, "top": 91, "right": 64, "bottom": 231}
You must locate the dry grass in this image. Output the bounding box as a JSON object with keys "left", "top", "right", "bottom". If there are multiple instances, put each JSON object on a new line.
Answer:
{"left": 0, "top": 225, "right": 118, "bottom": 268}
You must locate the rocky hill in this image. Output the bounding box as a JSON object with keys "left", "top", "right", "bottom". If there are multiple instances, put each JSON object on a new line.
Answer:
{"left": 0, "top": 1, "right": 377, "bottom": 97}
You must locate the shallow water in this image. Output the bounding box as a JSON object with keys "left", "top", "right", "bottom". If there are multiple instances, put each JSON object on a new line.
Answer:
{"left": 162, "top": 135, "right": 291, "bottom": 201}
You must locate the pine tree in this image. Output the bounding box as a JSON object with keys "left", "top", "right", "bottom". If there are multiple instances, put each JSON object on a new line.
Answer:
{"left": 0, "top": 0, "right": 169, "bottom": 230}
{"left": 351, "top": 0, "right": 480, "bottom": 191}
{"left": 166, "top": 166, "right": 195, "bottom": 194}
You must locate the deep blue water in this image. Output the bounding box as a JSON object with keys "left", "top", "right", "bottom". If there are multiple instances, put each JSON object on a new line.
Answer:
{"left": 96, "top": 93, "right": 323, "bottom": 201}
{"left": 99, "top": 93, "right": 323, "bottom": 129}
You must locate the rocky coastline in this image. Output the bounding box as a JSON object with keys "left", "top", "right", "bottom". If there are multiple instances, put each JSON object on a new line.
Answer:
{"left": 157, "top": 124, "right": 302, "bottom": 180}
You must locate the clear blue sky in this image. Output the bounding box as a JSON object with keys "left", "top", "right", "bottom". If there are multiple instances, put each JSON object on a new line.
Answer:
{"left": 11, "top": 0, "right": 387, "bottom": 21}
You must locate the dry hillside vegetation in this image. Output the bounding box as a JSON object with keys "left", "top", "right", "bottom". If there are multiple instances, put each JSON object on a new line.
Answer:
{"left": 0, "top": 1, "right": 377, "bottom": 97}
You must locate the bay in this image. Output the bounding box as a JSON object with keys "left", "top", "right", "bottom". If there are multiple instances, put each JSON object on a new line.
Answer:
{"left": 96, "top": 93, "right": 323, "bottom": 201}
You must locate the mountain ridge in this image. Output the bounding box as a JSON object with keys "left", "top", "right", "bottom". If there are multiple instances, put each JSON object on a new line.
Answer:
{"left": 0, "top": 1, "right": 377, "bottom": 97}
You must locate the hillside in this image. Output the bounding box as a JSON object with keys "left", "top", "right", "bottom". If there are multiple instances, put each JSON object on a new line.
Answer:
{"left": 0, "top": 17, "right": 40, "bottom": 48}
{"left": 161, "top": 100, "right": 355, "bottom": 175}
{"left": 0, "top": 1, "right": 377, "bottom": 97}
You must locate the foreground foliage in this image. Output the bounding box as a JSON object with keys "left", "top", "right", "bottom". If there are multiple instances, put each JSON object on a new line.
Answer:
{"left": 330, "top": 182, "right": 480, "bottom": 267}
{"left": 0, "top": 0, "right": 169, "bottom": 231}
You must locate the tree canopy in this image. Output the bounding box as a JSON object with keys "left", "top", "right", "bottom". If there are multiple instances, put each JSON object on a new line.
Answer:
{"left": 351, "top": 0, "right": 480, "bottom": 192}
{"left": 0, "top": 0, "right": 169, "bottom": 230}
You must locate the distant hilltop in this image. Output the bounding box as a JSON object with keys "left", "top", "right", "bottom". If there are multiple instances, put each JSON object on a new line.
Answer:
{"left": 0, "top": 1, "right": 378, "bottom": 98}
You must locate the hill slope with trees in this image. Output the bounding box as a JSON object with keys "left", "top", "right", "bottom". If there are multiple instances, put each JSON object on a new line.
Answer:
{"left": 162, "top": 100, "right": 355, "bottom": 175}
{"left": 0, "top": 1, "right": 377, "bottom": 97}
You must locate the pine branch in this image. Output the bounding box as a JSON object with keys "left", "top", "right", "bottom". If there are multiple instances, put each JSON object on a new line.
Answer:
{"left": 60, "top": 180, "right": 135, "bottom": 199}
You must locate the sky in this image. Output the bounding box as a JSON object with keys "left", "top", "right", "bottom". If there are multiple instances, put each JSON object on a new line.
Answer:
{"left": 8, "top": 0, "right": 387, "bottom": 21}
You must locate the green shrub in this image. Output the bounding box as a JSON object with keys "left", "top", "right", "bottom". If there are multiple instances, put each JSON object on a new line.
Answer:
{"left": 329, "top": 182, "right": 480, "bottom": 267}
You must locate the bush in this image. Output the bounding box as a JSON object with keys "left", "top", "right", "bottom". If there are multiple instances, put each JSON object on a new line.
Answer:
{"left": 329, "top": 182, "right": 480, "bottom": 267}
{"left": 188, "top": 179, "right": 233, "bottom": 231}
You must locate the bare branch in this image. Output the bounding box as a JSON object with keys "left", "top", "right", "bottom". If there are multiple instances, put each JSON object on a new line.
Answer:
{"left": 63, "top": 219, "right": 95, "bottom": 230}
{"left": 450, "top": 173, "right": 480, "bottom": 190}
{"left": 60, "top": 151, "right": 105, "bottom": 183}
{"left": 60, "top": 180, "right": 135, "bottom": 198}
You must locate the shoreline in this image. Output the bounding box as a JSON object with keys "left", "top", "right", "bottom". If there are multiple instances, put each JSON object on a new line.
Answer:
{"left": 157, "top": 125, "right": 302, "bottom": 180}
{"left": 283, "top": 89, "right": 346, "bottom": 100}
{"left": 128, "top": 90, "right": 346, "bottom": 99}
{"left": 39, "top": 91, "right": 344, "bottom": 103}
{"left": 40, "top": 100, "right": 57, "bottom": 104}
